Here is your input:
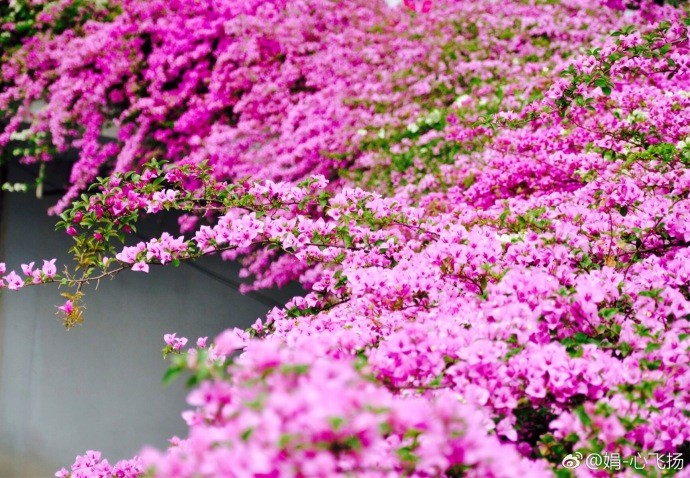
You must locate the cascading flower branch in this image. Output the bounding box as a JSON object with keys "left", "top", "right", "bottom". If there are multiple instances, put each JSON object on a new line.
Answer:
{"left": 2, "top": 0, "right": 690, "bottom": 477}
{"left": 0, "top": 0, "right": 412, "bottom": 214}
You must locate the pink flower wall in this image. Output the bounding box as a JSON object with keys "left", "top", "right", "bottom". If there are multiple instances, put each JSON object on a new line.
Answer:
{"left": 2, "top": 0, "right": 690, "bottom": 476}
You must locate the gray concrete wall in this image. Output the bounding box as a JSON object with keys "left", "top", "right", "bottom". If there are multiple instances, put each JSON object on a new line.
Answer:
{"left": 0, "top": 162, "right": 299, "bottom": 476}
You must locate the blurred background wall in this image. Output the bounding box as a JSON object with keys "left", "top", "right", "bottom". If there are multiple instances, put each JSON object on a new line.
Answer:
{"left": 0, "top": 157, "right": 300, "bottom": 476}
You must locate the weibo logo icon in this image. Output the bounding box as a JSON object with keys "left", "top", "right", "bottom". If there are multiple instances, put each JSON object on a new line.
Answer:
{"left": 562, "top": 452, "right": 583, "bottom": 469}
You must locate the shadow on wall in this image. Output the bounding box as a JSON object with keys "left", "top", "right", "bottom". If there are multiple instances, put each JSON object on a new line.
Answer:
{"left": 0, "top": 159, "right": 302, "bottom": 476}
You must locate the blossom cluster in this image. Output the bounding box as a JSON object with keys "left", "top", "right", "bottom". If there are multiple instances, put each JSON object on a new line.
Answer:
{"left": 55, "top": 451, "right": 142, "bottom": 478}
{"left": 0, "top": 0, "right": 409, "bottom": 214}
{"left": 2, "top": 0, "right": 690, "bottom": 477}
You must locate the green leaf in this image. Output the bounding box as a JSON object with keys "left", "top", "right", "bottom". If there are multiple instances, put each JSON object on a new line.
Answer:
{"left": 574, "top": 406, "right": 592, "bottom": 427}
{"left": 162, "top": 364, "right": 184, "bottom": 385}
{"left": 598, "top": 308, "right": 619, "bottom": 320}
{"left": 498, "top": 207, "right": 510, "bottom": 227}
{"left": 641, "top": 358, "right": 662, "bottom": 371}
{"left": 618, "top": 205, "right": 628, "bottom": 217}
{"left": 574, "top": 332, "right": 591, "bottom": 344}
{"left": 241, "top": 428, "right": 254, "bottom": 441}
{"left": 329, "top": 417, "right": 345, "bottom": 431}
{"left": 185, "top": 374, "right": 200, "bottom": 388}
{"left": 639, "top": 288, "right": 663, "bottom": 300}
{"left": 397, "top": 447, "right": 419, "bottom": 464}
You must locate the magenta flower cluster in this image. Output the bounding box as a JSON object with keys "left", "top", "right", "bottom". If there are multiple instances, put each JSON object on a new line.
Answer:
{"left": 2, "top": 0, "right": 690, "bottom": 476}
{"left": 1, "top": 0, "right": 410, "bottom": 214}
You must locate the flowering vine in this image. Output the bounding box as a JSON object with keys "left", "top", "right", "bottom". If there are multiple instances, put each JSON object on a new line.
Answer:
{"left": 2, "top": 0, "right": 690, "bottom": 477}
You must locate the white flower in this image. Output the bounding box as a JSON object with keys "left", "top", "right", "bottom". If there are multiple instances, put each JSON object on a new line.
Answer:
{"left": 626, "top": 109, "right": 648, "bottom": 123}
{"left": 424, "top": 109, "right": 442, "bottom": 125}
{"left": 9, "top": 130, "right": 31, "bottom": 141}
{"left": 453, "top": 94, "right": 470, "bottom": 107}
{"left": 407, "top": 123, "right": 420, "bottom": 134}
{"left": 2, "top": 182, "right": 28, "bottom": 193}
{"left": 496, "top": 233, "right": 523, "bottom": 244}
